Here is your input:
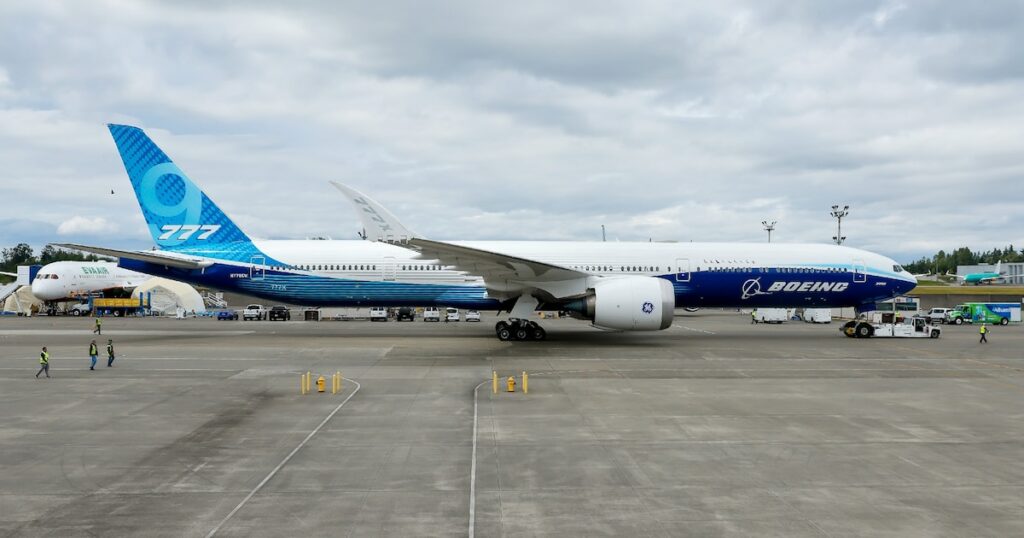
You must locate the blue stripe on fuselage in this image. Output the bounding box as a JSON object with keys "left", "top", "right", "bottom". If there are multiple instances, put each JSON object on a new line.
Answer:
{"left": 119, "top": 259, "right": 913, "bottom": 310}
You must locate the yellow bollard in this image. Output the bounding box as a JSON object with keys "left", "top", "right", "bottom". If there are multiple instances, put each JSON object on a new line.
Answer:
{"left": 301, "top": 373, "right": 306, "bottom": 395}
{"left": 306, "top": 371, "right": 311, "bottom": 394}
{"left": 506, "top": 376, "right": 516, "bottom": 393}
{"left": 492, "top": 371, "right": 498, "bottom": 394}
{"left": 522, "top": 371, "right": 528, "bottom": 394}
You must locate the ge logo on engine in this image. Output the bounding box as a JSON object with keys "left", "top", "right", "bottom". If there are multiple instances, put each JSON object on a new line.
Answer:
{"left": 641, "top": 301, "right": 655, "bottom": 314}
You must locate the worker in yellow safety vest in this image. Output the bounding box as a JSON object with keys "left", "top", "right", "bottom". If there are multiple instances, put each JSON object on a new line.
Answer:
{"left": 93, "top": 317, "right": 102, "bottom": 335}
{"left": 979, "top": 324, "right": 988, "bottom": 344}
{"left": 36, "top": 347, "right": 51, "bottom": 378}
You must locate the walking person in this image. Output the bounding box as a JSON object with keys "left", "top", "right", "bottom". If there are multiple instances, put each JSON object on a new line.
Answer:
{"left": 36, "top": 346, "right": 51, "bottom": 378}
{"left": 979, "top": 323, "right": 988, "bottom": 344}
{"left": 106, "top": 339, "right": 116, "bottom": 367}
{"left": 88, "top": 340, "right": 98, "bottom": 371}
{"left": 93, "top": 317, "right": 102, "bottom": 335}
{"left": 751, "top": 310, "right": 757, "bottom": 324}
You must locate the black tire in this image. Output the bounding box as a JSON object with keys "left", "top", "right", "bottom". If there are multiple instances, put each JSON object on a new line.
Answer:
{"left": 1000, "top": 317, "right": 1009, "bottom": 326}
{"left": 930, "top": 330, "right": 940, "bottom": 338}
{"left": 514, "top": 326, "right": 529, "bottom": 340}
{"left": 495, "top": 321, "right": 509, "bottom": 333}
{"left": 531, "top": 326, "right": 547, "bottom": 341}
{"left": 497, "top": 326, "right": 512, "bottom": 341}
{"left": 856, "top": 323, "right": 872, "bottom": 338}
{"left": 953, "top": 317, "right": 963, "bottom": 325}
{"left": 113, "top": 310, "right": 122, "bottom": 317}
{"left": 71, "top": 309, "right": 81, "bottom": 317}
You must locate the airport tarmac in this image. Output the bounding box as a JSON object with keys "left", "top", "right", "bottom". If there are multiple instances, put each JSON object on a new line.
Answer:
{"left": 1, "top": 312, "right": 1023, "bottom": 537}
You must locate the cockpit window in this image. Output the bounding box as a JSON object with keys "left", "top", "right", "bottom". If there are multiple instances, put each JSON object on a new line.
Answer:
{"left": 893, "top": 265, "right": 904, "bottom": 273}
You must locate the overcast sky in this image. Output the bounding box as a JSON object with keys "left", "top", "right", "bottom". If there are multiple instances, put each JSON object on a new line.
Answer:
{"left": 2, "top": 0, "right": 1023, "bottom": 262}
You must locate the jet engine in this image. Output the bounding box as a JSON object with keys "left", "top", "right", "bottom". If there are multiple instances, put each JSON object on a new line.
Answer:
{"left": 562, "top": 276, "right": 674, "bottom": 331}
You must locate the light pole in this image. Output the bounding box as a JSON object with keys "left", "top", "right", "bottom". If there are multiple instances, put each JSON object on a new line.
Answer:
{"left": 830, "top": 204, "right": 849, "bottom": 245}
{"left": 761, "top": 220, "right": 776, "bottom": 243}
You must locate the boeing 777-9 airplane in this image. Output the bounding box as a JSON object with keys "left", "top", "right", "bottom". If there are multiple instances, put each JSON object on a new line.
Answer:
{"left": 59, "top": 124, "right": 917, "bottom": 340}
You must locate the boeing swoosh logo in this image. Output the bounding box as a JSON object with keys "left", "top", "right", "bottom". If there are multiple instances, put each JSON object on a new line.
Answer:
{"left": 741, "top": 278, "right": 771, "bottom": 300}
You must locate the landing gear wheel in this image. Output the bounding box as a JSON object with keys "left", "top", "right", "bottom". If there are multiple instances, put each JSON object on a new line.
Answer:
{"left": 531, "top": 326, "right": 547, "bottom": 341}
{"left": 514, "top": 326, "right": 530, "bottom": 341}
{"left": 497, "top": 326, "right": 512, "bottom": 341}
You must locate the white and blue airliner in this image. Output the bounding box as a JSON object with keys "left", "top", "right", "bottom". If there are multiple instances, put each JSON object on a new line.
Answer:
{"left": 60, "top": 124, "right": 917, "bottom": 340}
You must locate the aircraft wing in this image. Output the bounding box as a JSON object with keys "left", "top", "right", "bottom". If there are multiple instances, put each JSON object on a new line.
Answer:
{"left": 0, "top": 271, "right": 17, "bottom": 277}
{"left": 333, "top": 182, "right": 589, "bottom": 294}
{"left": 408, "top": 238, "right": 586, "bottom": 283}
{"left": 53, "top": 243, "right": 211, "bottom": 270}
{"left": 330, "top": 182, "right": 419, "bottom": 243}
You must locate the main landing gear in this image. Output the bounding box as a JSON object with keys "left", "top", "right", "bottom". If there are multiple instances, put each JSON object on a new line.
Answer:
{"left": 495, "top": 319, "right": 546, "bottom": 341}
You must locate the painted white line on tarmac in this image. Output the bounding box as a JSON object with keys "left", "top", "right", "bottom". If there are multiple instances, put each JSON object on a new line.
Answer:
{"left": 469, "top": 379, "right": 486, "bottom": 538}
{"left": 673, "top": 324, "right": 715, "bottom": 335}
{"left": 205, "top": 378, "right": 362, "bottom": 538}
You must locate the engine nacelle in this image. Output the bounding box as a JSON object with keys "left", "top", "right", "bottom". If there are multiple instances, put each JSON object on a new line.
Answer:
{"left": 564, "top": 276, "right": 675, "bottom": 331}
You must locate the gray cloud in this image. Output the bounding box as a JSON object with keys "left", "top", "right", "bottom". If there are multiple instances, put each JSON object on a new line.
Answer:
{"left": 1, "top": 0, "right": 1022, "bottom": 262}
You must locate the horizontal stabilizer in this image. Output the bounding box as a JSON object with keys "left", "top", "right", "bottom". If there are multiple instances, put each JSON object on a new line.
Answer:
{"left": 53, "top": 243, "right": 210, "bottom": 270}
{"left": 330, "top": 181, "right": 419, "bottom": 243}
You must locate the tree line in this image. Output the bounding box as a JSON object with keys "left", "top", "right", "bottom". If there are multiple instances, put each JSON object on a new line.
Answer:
{"left": 904, "top": 245, "right": 1024, "bottom": 275}
{"left": 0, "top": 243, "right": 110, "bottom": 283}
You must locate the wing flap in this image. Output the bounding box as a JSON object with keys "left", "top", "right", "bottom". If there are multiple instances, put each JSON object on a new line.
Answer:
{"left": 409, "top": 238, "right": 585, "bottom": 283}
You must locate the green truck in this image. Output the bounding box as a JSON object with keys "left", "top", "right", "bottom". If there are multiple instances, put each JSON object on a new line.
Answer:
{"left": 947, "top": 303, "right": 1021, "bottom": 325}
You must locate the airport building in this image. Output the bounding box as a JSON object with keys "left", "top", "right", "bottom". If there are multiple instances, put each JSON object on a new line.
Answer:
{"left": 957, "top": 262, "right": 1024, "bottom": 284}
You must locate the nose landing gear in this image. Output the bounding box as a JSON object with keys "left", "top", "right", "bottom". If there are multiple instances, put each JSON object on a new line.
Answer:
{"left": 496, "top": 319, "right": 546, "bottom": 341}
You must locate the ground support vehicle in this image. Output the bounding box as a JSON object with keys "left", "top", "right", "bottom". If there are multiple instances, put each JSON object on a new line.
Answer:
{"left": 948, "top": 303, "right": 1020, "bottom": 325}
{"left": 752, "top": 308, "right": 789, "bottom": 324}
{"left": 802, "top": 308, "right": 831, "bottom": 323}
{"left": 216, "top": 310, "right": 239, "bottom": 320}
{"left": 841, "top": 314, "right": 941, "bottom": 339}
{"left": 465, "top": 310, "right": 481, "bottom": 322}
{"left": 445, "top": 307, "right": 460, "bottom": 322}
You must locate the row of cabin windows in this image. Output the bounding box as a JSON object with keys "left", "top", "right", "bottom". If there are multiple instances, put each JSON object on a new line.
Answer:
{"left": 269, "top": 264, "right": 451, "bottom": 272}
{"left": 572, "top": 265, "right": 663, "bottom": 272}
{"left": 268, "top": 263, "right": 849, "bottom": 274}
{"left": 705, "top": 266, "right": 849, "bottom": 273}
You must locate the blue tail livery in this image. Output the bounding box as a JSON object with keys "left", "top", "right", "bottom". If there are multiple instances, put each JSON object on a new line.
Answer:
{"left": 107, "top": 124, "right": 251, "bottom": 250}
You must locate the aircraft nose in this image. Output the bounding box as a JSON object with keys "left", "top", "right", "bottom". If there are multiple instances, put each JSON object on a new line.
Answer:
{"left": 31, "top": 279, "right": 58, "bottom": 301}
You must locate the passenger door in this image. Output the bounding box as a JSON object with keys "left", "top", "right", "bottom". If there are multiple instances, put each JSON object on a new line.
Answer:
{"left": 382, "top": 257, "right": 397, "bottom": 281}
{"left": 250, "top": 255, "right": 265, "bottom": 281}
{"left": 852, "top": 260, "right": 867, "bottom": 283}
{"left": 675, "top": 258, "right": 690, "bottom": 282}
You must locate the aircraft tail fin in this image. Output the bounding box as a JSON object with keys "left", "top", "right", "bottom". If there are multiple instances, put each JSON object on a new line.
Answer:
{"left": 107, "top": 124, "right": 252, "bottom": 250}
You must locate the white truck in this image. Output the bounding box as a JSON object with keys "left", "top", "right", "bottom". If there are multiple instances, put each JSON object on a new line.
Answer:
{"left": 369, "top": 307, "right": 388, "bottom": 322}
{"left": 923, "top": 307, "right": 954, "bottom": 324}
{"left": 841, "top": 314, "right": 941, "bottom": 339}
{"left": 802, "top": 308, "right": 832, "bottom": 323}
{"left": 752, "top": 308, "right": 790, "bottom": 324}
{"left": 242, "top": 304, "right": 266, "bottom": 321}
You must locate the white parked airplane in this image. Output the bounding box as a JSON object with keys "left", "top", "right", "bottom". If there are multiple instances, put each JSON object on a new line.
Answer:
{"left": 31, "top": 261, "right": 149, "bottom": 301}
{"left": 59, "top": 124, "right": 917, "bottom": 340}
